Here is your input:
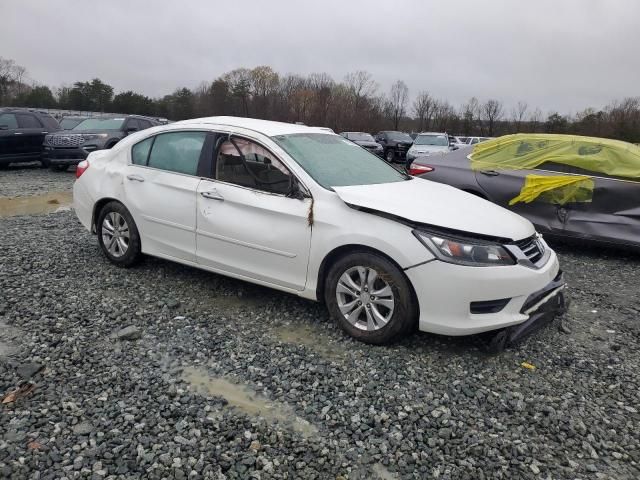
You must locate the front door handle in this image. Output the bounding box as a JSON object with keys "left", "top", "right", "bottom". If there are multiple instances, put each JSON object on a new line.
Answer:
{"left": 480, "top": 170, "right": 500, "bottom": 176}
{"left": 201, "top": 190, "right": 224, "bottom": 201}
{"left": 126, "top": 174, "right": 145, "bottom": 182}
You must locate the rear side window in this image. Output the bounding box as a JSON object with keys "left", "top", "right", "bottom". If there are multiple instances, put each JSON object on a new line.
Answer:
{"left": 0, "top": 113, "right": 18, "bottom": 129}
{"left": 131, "top": 137, "right": 154, "bottom": 165}
{"left": 138, "top": 119, "right": 152, "bottom": 130}
{"left": 16, "top": 114, "right": 42, "bottom": 128}
{"left": 147, "top": 131, "right": 207, "bottom": 175}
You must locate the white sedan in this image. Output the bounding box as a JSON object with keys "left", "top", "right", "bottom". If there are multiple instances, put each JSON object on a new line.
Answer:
{"left": 73, "top": 116, "right": 566, "bottom": 348}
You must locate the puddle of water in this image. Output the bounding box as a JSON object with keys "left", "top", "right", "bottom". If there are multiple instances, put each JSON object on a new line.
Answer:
{"left": 182, "top": 366, "right": 318, "bottom": 438}
{"left": 274, "top": 323, "right": 347, "bottom": 360}
{"left": 0, "top": 192, "right": 73, "bottom": 217}
{"left": 372, "top": 464, "right": 398, "bottom": 479}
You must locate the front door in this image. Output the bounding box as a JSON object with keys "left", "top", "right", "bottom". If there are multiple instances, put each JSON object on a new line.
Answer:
{"left": 196, "top": 135, "right": 312, "bottom": 290}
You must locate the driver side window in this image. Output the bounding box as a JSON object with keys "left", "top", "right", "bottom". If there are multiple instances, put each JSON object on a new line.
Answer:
{"left": 215, "top": 137, "right": 292, "bottom": 195}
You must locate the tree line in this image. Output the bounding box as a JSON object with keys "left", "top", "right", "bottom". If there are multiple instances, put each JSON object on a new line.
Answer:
{"left": 1, "top": 57, "right": 639, "bottom": 142}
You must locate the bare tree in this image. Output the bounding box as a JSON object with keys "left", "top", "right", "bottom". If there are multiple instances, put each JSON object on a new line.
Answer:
{"left": 530, "top": 107, "right": 542, "bottom": 132}
{"left": 344, "top": 71, "right": 377, "bottom": 113}
{"left": 461, "top": 97, "right": 480, "bottom": 135}
{"left": 412, "top": 91, "right": 435, "bottom": 131}
{"left": 512, "top": 101, "right": 528, "bottom": 132}
{"left": 389, "top": 80, "right": 409, "bottom": 130}
{"left": 482, "top": 99, "right": 504, "bottom": 136}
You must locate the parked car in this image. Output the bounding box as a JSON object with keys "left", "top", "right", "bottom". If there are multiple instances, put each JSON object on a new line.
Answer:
{"left": 374, "top": 131, "right": 414, "bottom": 163}
{"left": 340, "top": 131, "right": 384, "bottom": 156}
{"left": 59, "top": 116, "right": 89, "bottom": 130}
{"left": 409, "top": 133, "right": 640, "bottom": 250}
{"left": 406, "top": 132, "right": 452, "bottom": 166}
{"left": 74, "top": 117, "right": 565, "bottom": 349}
{"left": 43, "top": 115, "right": 159, "bottom": 171}
{"left": 465, "top": 136, "right": 493, "bottom": 145}
{"left": 0, "top": 108, "right": 60, "bottom": 168}
{"left": 449, "top": 135, "right": 469, "bottom": 149}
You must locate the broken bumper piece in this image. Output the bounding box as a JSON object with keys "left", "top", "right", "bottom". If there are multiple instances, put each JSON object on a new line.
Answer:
{"left": 489, "top": 271, "right": 567, "bottom": 352}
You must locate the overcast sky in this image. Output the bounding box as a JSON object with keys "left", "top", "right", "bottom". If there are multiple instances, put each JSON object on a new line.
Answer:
{"left": 3, "top": 0, "right": 639, "bottom": 115}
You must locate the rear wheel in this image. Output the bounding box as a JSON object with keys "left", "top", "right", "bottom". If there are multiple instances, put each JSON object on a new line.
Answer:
{"left": 385, "top": 150, "right": 395, "bottom": 162}
{"left": 325, "top": 251, "right": 417, "bottom": 345}
{"left": 97, "top": 201, "right": 142, "bottom": 267}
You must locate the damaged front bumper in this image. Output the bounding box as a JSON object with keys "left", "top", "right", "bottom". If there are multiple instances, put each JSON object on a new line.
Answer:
{"left": 488, "top": 271, "right": 567, "bottom": 352}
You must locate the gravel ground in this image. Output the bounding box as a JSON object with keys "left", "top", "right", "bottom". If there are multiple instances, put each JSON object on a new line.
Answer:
{"left": 1, "top": 170, "right": 639, "bottom": 479}
{"left": 0, "top": 164, "right": 74, "bottom": 197}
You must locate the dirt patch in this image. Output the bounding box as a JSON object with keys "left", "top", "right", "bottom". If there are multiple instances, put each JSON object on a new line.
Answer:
{"left": 0, "top": 192, "right": 73, "bottom": 217}
{"left": 182, "top": 366, "right": 318, "bottom": 438}
{"left": 274, "top": 322, "right": 348, "bottom": 361}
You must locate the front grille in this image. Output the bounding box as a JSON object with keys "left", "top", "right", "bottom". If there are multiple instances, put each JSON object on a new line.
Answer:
{"left": 47, "top": 134, "right": 84, "bottom": 148}
{"left": 514, "top": 235, "right": 544, "bottom": 264}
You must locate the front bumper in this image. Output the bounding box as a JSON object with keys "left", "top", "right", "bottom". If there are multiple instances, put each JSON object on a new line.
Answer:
{"left": 43, "top": 147, "right": 89, "bottom": 166}
{"left": 405, "top": 250, "right": 563, "bottom": 336}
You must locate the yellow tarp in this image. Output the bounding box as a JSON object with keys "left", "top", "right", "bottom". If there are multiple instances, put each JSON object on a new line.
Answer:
{"left": 509, "top": 175, "right": 594, "bottom": 205}
{"left": 470, "top": 134, "right": 640, "bottom": 180}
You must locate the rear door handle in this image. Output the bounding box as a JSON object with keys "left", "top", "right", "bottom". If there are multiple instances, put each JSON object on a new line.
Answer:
{"left": 480, "top": 170, "right": 500, "bottom": 176}
{"left": 201, "top": 190, "right": 224, "bottom": 201}
{"left": 126, "top": 174, "right": 145, "bottom": 182}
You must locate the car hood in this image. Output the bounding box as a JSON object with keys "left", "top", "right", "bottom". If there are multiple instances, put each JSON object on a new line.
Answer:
{"left": 410, "top": 145, "right": 450, "bottom": 153}
{"left": 355, "top": 140, "right": 382, "bottom": 148}
{"left": 50, "top": 129, "right": 119, "bottom": 136}
{"left": 333, "top": 178, "right": 535, "bottom": 241}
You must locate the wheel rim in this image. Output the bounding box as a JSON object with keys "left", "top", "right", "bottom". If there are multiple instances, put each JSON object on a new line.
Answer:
{"left": 101, "top": 212, "right": 130, "bottom": 258}
{"left": 336, "top": 266, "right": 395, "bottom": 331}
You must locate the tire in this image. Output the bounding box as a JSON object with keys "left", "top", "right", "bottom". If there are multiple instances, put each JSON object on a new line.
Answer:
{"left": 40, "top": 158, "right": 50, "bottom": 168}
{"left": 50, "top": 165, "right": 68, "bottom": 172}
{"left": 324, "top": 251, "right": 418, "bottom": 345}
{"left": 96, "top": 201, "right": 142, "bottom": 268}
{"left": 385, "top": 149, "right": 395, "bottom": 162}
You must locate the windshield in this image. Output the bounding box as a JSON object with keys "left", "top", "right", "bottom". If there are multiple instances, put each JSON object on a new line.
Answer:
{"left": 415, "top": 134, "right": 449, "bottom": 146}
{"left": 73, "top": 118, "right": 125, "bottom": 131}
{"left": 60, "top": 118, "right": 86, "bottom": 130}
{"left": 347, "top": 132, "right": 375, "bottom": 142}
{"left": 273, "top": 133, "right": 408, "bottom": 189}
{"left": 387, "top": 132, "right": 413, "bottom": 142}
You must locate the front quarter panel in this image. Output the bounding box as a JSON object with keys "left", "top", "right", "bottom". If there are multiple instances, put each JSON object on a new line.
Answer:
{"left": 302, "top": 191, "right": 435, "bottom": 300}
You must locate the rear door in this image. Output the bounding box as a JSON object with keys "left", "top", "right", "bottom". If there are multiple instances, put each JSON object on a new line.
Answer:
{"left": 539, "top": 163, "right": 640, "bottom": 247}
{"left": 195, "top": 134, "right": 312, "bottom": 290}
{"left": 16, "top": 113, "right": 47, "bottom": 158}
{"left": 123, "top": 130, "right": 211, "bottom": 262}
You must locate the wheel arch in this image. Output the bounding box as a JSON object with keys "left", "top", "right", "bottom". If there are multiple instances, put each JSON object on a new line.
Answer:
{"left": 315, "top": 244, "right": 419, "bottom": 310}
{"left": 91, "top": 197, "right": 123, "bottom": 233}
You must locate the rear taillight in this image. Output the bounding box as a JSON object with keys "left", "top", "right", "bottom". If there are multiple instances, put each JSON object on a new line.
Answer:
{"left": 409, "top": 164, "right": 434, "bottom": 176}
{"left": 76, "top": 160, "right": 89, "bottom": 179}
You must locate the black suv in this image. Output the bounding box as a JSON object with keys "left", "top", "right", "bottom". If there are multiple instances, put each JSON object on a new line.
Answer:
{"left": 374, "top": 131, "right": 414, "bottom": 163}
{"left": 43, "top": 115, "right": 159, "bottom": 171}
{"left": 0, "top": 108, "right": 61, "bottom": 168}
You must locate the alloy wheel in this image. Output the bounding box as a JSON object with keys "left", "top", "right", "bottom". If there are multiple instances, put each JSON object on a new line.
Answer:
{"left": 336, "top": 266, "right": 395, "bottom": 331}
{"left": 101, "top": 211, "right": 130, "bottom": 258}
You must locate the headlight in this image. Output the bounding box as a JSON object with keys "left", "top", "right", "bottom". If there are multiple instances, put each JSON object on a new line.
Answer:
{"left": 413, "top": 230, "right": 515, "bottom": 266}
{"left": 81, "top": 134, "right": 109, "bottom": 141}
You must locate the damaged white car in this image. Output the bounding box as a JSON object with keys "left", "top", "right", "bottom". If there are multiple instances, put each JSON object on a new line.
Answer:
{"left": 73, "top": 117, "right": 566, "bottom": 349}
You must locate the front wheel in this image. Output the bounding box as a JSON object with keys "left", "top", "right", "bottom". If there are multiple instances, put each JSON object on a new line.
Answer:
{"left": 324, "top": 252, "right": 417, "bottom": 345}
{"left": 97, "top": 201, "right": 142, "bottom": 267}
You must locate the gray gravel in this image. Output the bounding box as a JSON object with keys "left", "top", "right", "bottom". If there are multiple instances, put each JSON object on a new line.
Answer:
{"left": 1, "top": 170, "right": 640, "bottom": 479}
{"left": 0, "top": 164, "right": 74, "bottom": 197}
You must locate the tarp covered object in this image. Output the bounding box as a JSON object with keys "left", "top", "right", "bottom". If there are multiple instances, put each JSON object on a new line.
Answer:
{"left": 509, "top": 175, "right": 594, "bottom": 205}
{"left": 470, "top": 133, "right": 640, "bottom": 180}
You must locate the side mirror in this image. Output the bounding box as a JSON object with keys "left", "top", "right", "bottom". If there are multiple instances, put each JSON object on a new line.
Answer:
{"left": 287, "top": 178, "right": 307, "bottom": 200}
{"left": 451, "top": 145, "right": 459, "bottom": 150}
{"left": 125, "top": 127, "right": 138, "bottom": 135}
